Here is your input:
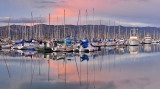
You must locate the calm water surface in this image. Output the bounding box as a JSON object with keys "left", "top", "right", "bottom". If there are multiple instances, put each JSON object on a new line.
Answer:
{"left": 0, "top": 44, "right": 160, "bottom": 89}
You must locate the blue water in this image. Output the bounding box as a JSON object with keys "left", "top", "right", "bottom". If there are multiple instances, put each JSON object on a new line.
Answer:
{"left": 0, "top": 44, "right": 160, "bottom": 89}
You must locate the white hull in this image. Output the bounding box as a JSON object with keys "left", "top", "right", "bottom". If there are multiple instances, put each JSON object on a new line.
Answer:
{"left": 128, "top": 40, "right": 140, "bottom": 46}
{"left": 1, "top": 45, "right": 12, "bottom": 49}
{"left": 152, "top": 40, "right": 159, "bottom": 44}
{"left": 105, "top": 42, "right": 117, "bottom": 46}
{"left": 73, "top": 43, "right": 98, "bottom": 52}
{"left": 144, "top": 39, "right": 152, "bottom": 44}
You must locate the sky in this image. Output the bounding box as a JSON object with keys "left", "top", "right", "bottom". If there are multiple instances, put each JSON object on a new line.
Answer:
{"left": 0, "top": 0, "right": 160, "bottom": 27}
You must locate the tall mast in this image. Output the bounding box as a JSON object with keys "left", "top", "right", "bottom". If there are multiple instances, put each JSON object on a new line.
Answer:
{"left": 47, "top": 13, "right": 50, "bottom": 40}
{"left": 119, "top": 20, "right": 120, "bottom": 39}
{"left": 154, "top": 30, "right": 155, "bottom": 40}
{"left": 24, "top": 23, "right": 26, "bottom": 40}
{"left": 100, "top": 20, "right": 101, "bottom": 39}
{"left": 39, "top": 17, "right": 43, "bottom": 39}
{"left": 125, "top": 27, "right": 127, "bottom": 39}
{"left": 104, "top": 22, "right": 107, "bottom": 40}
{"left": 107, "top": 19, "right": 110, "bottom": 39}
{"left": 93, "top": 8, "right": 95, "bottom": 41}
{"left": 86, "top": 9, "right": 88, "bottom": 39}
{"left": 64, "top": 9, "right": 65, "bottom": 39}
{"left": 157, "top": 31, "right": 159, "bottom": 40}
{"left": 8, "top": 18, "right": 11, "bottom": 40}
{"left": 74, "top": 10, "right": 80, "bottom": 41}
{"left": 114, "top": 21, "right": 115, "bottom": 40}
{"left": 38, "top": 16, "right": 41, "bottom": 39}
{"left": 144, "top": 30, "right": 145, "bottom": 38}
{"left": 57, "top": 16, "right": 60, "bottom": 40}
{"left": 31, "top": 12, "right": 33, "bottom": 40}
{"left": 79, "top": 10, "right": 81, "bottom": 39}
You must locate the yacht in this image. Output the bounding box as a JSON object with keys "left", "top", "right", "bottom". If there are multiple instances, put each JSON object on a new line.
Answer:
{"left": 144, "top": 34, "right": 152, "bottom": 44}
{"left": 128, "top": 28, "right": 140, "bottom": 46}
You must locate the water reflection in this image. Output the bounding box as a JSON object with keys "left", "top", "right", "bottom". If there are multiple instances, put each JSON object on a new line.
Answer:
{"left": 144, "top": 44, "right": 152, "bottom": 52}
{"left": 128, "top": 46, "right": 139, "bottom": 55}
{"left": 0, "top": 45, "right": 160, "bottom": 89}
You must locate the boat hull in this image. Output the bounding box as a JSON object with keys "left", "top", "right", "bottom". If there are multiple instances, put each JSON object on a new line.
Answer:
{"left": 128, "top": 40, "right": 140, "bottom": 46}
{"left": 144, "top": 39, "right": 152, "bottom": 44}
{"left": 1, "top": 45, "right": 12, "bottom": 49}
{"left": 36, "top": 47, "right": 53, "bottom": 53}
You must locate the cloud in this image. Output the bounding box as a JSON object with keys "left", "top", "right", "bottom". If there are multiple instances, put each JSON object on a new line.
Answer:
{"left": 8, "top": 0, "right": 62, "bottom": 9}
{"left": 33, "top": 0, "right": 59, "bottom": 9}
{"left": 0, "top": 17, "right": 46, "bottom": 23}
{"left": 36, "top": 1, "right": 57, "bottom": 3}
{"left": 3, "top": 0, "right": 160, "bottom": 26}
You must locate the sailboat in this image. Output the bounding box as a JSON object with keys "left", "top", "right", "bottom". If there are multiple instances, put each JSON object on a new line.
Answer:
{"left": 1, "top": 18, "right": 13, "bottom": 49}
{"left": 36, "top": 13, "right": 53, "bottom": 52}
{"left": 152, "top": 30, "right": 159, "bottom": 44}
{"left": 79, "top": 39, "right": 98, "bottom": 52}
{"left": 52, "top": 10, "right": 74, "bottom": 52}
{"left": 105, "top": 21, "right": 117, "bottom": 46}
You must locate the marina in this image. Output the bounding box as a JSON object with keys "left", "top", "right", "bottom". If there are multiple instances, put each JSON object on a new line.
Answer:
{"left": 0, "top": 11, "right": 160, "bottom": 89}
{"left": 1, "top": 0, "right": 160, "bottom": 89}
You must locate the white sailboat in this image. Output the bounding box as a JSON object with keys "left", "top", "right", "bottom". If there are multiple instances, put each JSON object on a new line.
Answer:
{"left": 1, "top": 18, "right": 12, "bottom": 49}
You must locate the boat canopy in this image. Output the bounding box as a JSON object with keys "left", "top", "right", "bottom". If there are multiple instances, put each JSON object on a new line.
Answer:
{"left": 80, "top": 40, "right": 89, "bottom": 48}
{"left": 66, "top": 54, "right": 73, "bottom": 57}
{"left": 25, "top": 39, "right": 34, "bottom": 43}
{"left": 56, "top": 41, "right": 64, "bottom": 44}
{"left": 107, "top": 39, "right": 114, "bottom": 42}
{"left": 66, "top": 39, "right": 72, "bottom": 46}
{"left": 15, "top": 40, "right": 24, "bottom": 46}
{"left": 93, "top": 38, "right": 101, "bottom": 42}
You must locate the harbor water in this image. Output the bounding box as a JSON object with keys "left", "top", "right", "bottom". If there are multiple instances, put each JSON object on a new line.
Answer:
{"left": 0, "top": 44, "right": 160, "bottom": 89}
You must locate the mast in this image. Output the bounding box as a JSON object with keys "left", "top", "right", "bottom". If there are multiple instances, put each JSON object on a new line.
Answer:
{"left": 25, "top": 24, "right": 27, "bottom": 40}
{"left": 98, "top": 21, "right": 99, "bottom": 40}
{"left": 104, "top": 22, "right": 107, "bottom": 40}
{"left": 125, "top": 27, "right": 127, "bottom": 40}
{"left": 35, "top": 20, "right": 37, "bottom": 39}
{"left": 86, "top": 9, "right": 88, "bottom": 39}
{"left": 100, "top": 20, "right": 101, "bottom": 39}
{"left": 144, "top": 30, "right": 145, "bottom": 38}
{"left": 107, "top": 19, "right": 110, "bottom": 39}
{"left": 114, "top": 21, "right": 115, "bottom": 40}
{"left": 8, "top": 18, "right": 11, "bottom": 40}
{"left": 74, "top": 10, "right": 80, "bottom": 42}
{"left": 38, "top": 16, "right": 41, "bottom": 39}
{"left": 93, "top": 8, "right": 95, "bottom": 41}
{"left": 57, "top": 16, "right": 60, "bottom": 39}
{"left": 154, "top": 30, "right": 155, "bottom": 40}
{"left": 64, "top": 9, "right": 65, "bottom": 39}
{"left": 119, "top": 20, "right": 120, "bottom": 39}
{"left": 79, "top": 10, "right": 81, "bottom": 39}
{"left": 157, "top": 31, "right": 159, "bottom": 40}
{"left": 31, "top": 12, "right": 33, "bottom": 40}
{"left": 47, "top": 13, "right": 50, "bottom": 40}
